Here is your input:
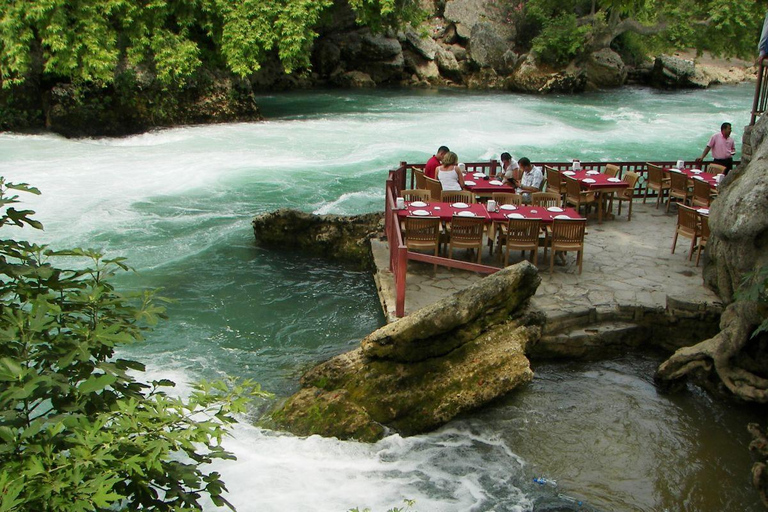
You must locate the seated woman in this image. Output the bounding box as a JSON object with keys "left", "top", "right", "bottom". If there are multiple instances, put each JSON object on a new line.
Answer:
{"left": 436, "top": 151, "right": 465, "bottom": 191}
{"left": 496, "top": 151, "right": 520, "bottom": 187}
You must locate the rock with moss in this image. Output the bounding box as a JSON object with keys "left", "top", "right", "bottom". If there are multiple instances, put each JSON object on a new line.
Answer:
{"left": 269, "top": 263, "right": 543, "bottom": 441}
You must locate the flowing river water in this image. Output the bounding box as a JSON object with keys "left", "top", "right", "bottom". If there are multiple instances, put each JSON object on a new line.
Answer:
{"left": 1, "top": 83, "right": 765, "bottom": 511}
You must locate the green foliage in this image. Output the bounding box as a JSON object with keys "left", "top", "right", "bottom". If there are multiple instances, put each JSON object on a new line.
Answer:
{"left": 0, "top": 0, "right": 423, "bottom": 89}
{"left": 735, "top": 265, "right": 768, "bottom": 339}
{"left": 530, "top": 12, "right": 590, "bottom": 67}
{"left": 0, "top": 178, "right": 271, "bottom": 511}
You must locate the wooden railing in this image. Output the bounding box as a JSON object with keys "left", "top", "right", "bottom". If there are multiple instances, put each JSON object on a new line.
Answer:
{"left": 752, "top": 57, "right": 768, "bottom": 126}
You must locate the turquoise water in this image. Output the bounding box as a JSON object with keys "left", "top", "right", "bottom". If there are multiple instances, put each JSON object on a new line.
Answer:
{"left": 0, "top": 83, "right": 762, "bottom": 511}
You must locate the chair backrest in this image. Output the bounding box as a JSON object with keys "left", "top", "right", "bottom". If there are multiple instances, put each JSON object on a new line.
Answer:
{"left": 441, "top": 190, "right": 475, "bottom": 204}
{"left": 707, "top": 163, "right": 726, "bottom": 175}
{"left": 621, "top": 171, "right": 640, "bottom": 199}
{"left": 700, "top": 215, "right": 710, "bottom": 240}
{"left": 424, "top": 176, "right": 442, "bottom": 201}
{"left": 414, "top": 168, "right": 426, "bottom": 189}
{"left": 603, "top": 164, "right": 620, "bottom": 178}
{"left": 551, "top": 218, "right": 587, "bottom": 245}
{"left": 505, "top": 218, "right": 541, "bottom": 245}
{"left": 545, "top": 166, "right": 565, "bottom": 193}
{"left": 531, "top": 192, "right": 561, "bottom": 208}
{"left": 646, "top": 163, "right": 664, "bottom": 186}
{"left": 692, "top": 179, "right": 711, "bottom": 206}
{"left": 450, "top": 216, "right": 485, "bottom": 244}
{"left": 492, "top": 192, "right": 522, "bottom": 206}
{"left": 404, "top": 216, "right": 441, "bottom": 247}
{"left": 668, "top": 170, "right": 689, "bottom": 193}
{"left": 677, "top": 204, "right": 699, "bottom": 232}
{"left": 400, "top": 189, "right": 431, "bottom": 202}
{"left": 564, "top": 176, "right": 581, "bottom": 202}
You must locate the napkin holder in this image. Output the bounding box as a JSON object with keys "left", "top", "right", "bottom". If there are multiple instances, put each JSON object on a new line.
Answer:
{"left": 676, "top": 159, "right": 685, "bottom": 170}
{"left": 572, "top": 160, "right": 581, "bottom": 171}
{"left": 395, "top": 197, "right": 405, "bottom": 209}
{"left": 487, "top": 200, "right": 497, "bottom": 212}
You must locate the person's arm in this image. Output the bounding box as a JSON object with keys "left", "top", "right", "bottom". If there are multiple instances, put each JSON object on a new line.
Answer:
{"left": 758, "top": 11, "right": 768, "bottom": 65}
{"left": 521, "top": 169, "right": 543, "bottom": 192}
{"left": 456, "top": 168, "right": 465, "bottom": 188}
{"left": 696, "top": 145, "right": 711, "bottom": 162}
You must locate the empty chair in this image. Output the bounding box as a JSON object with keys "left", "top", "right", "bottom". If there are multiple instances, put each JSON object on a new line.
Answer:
{"left": 564, "top": 176, "right": 596, "bottom": 216}
{"left": 545, "top": 166, "right": 567, "bottom": 204}
{"left": 400, "top": 189, "right": 431, "bottom": 203}
{"left": 441, "top": 190, "right": 476, "bottom": 204}
{"left": 707, "top": 163, "right": 727, "bottom": 175}
{"left": 614, "top": 171, "right": 640, "bottom": 221}
{"left": 548, "top": 218, "right": 587, "bottom": 275}
{"left": 696, "top": 214, "right": 710, "bottom": 267}
{"left": 691, "top": 178, "right": 713, "bottom": 208}
{"left": 492, "top": 192, "right": 522, "bottom": 206}
{"left": 532, "top": 192, "right": 561, "bottom": 208}
{"left": 424, "top": 176, "right": 442, "bottom": 201}
{"left": 414, "top": 168, "right": 427, "bottom": 189}
{"left": 603, "top": 164, "right": 621, "bottom": 178}
{"left": 404, "top": 216, "right": 441, "bottom": 270}
{"left": 447, "top": 215, "right": 485, "bottom": 263}
{"left": 671, "top": 204, "right": 700, "bottom": 260}
{"left": 667, "top": 170, "right": 691, "bottom": 212}
{"left": 498, "top": 218, "right": 542, "bottom": 267}
{"left": 644, "top": 163, "right": 671, "bottom": 208}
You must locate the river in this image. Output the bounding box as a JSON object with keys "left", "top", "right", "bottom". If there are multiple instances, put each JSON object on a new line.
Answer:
{"left": 0, "top": 83, "right": 764, "bottom": 511}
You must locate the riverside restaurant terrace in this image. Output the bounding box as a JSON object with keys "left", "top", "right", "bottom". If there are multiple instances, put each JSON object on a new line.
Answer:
{"left": 376, "top": 159, "right": 725, "bottom": 321}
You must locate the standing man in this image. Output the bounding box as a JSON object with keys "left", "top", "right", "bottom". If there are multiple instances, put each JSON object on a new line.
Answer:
{"left": 696, "top": 122, "right": 736, "bottom": 174}
{"left": 425, "top": 146, "right": 449, "bottom": 179}
{"left": 757, "top": 8, "right": 768, "bottom": 65}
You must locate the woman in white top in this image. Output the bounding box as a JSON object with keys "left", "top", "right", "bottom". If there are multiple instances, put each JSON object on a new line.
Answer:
{"left": 436, "top": 151, "right": 465, "bottom": 191}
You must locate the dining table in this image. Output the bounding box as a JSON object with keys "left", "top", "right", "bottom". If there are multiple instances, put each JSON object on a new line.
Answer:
{"left": 397, "top": 201, "right": 490, "bottom": 222}
{"left": 665, "top": 167, "right": 719, "bottom": 190}
{"left": 562, "top": 169, "right": 629, "bottom": 224}
{"left": 461, "top": 172, "right": 516, "bottom": 196}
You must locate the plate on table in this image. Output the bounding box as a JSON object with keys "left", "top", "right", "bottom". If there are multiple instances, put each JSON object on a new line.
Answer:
{"left": 554, "top": 214, "right": 572, "bottom": 219}
{"left": 562, "top": 171, "right": 575, "bottom": 176}
{"left": 693, "top": 175, "right": 705, "bottom": 181}
{"left": 668, "top": 168, "right": 682, "bottom": 173}
{"left": 547, "top": 206, "right": 564, "bottom": 212}
{"left": 452, "top": 202, "right": 469, "bottom": 208}
{"left": 411, "top": 209, "right": 430, "bottom": 216}
{"left": 690, "top": 169, "right": 703, "bottom": 174}
{"left": 499, "top": 204, "right": 517, "bottom": 211}
{"left": 587, "top": 170, "right": 600, "bottom": 175}
{"left": 457, "top": 211, "right": 476, "bottom": 217}
{"left": 607, "top": 177, "right": 622, "bottom": 183}
{"left": 410, "top": 201, "right": 428, "bottom": 207}
{"left": 582, "top": 178, "right": 596, "bottom": 183}
{"left": 506, "top": 213, "right": 525, "bottom": 219}
{"left": 464, "top": 180, "right": 476, "bottom": 186}
{"left": 489, "top": 180, "right": 504, "bottom": 185}
{"left": 698, "top": 208, "right": 710, "bottom": 215}
{"left": 473, "top": 173, "right": 486, "bottom": 178}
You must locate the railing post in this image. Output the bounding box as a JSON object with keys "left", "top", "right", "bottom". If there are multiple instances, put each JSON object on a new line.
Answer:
{"left": 395, "top": 246, "right": 407, "bottom": 317}
{"left": 753, "top": 58, "right": 767, "bottom": 126}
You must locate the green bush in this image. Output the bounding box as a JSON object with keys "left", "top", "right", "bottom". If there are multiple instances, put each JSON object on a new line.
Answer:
{"left": 530, "top": 12, "right": 590, "bottom": 68}
{"left": 0, "top": 178, "right": 270, "bottom": 511}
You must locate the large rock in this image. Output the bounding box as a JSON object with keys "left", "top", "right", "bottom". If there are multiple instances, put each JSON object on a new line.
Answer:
{"left": 469, "top": 22, "right": 510, "bottom": 70}
{"left": 404, "top": 50, "right": 441, "bottom": 82}
{"left": 444, "top": 0, "right": 515, "bottom": 41}
{"left": 404, "top": 29, "right": 440, "bottom": 60}
{"left": 268, "top": 263, "right": 543, "bottom": 441}
{"left": 251, "top": 209, "right": 383, "bottom": 268}
{"left": 651, "top": 55, "right": 709, "bottom": 89}
{"left": 507, "top": 54, "right": 586, "bottom": 93}
{"left": 584, "top": 48, "right": 627, "bottom": 89}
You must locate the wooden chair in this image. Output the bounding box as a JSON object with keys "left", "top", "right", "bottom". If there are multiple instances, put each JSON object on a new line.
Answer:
{"left": 400, "top": 189, "right": 431, "bottom": 202}
{"left": 666, "top": 170, "right": 691, "bottom": 213}
{"left": 414, "top": 168, "right": 426, "bottom": 189}
{"left": 425, "top": 176, "right": 442, "bottom": 201}
{"left": 644, "top": 163, "right": 670, "bottom": 208}
{"left": 545, "top": 166, "right": 567, "bottom": 205}
{"left": 707, "top": 163, "right": 726, "bottom": 175}
{"left": 404, "top": 216, "right": 441, "bottom": 270}
{"left": 531, "top": 192, "right": 561, "bottom": 208}
{"left": 696, "top": 214, "right": 710, "bottom": 267}
{"left": 548, "top": 218, "right": 587, "bottom": 275}
{"left": 614, "top": 171, "right": 640, "bottom": 221}
{"left": 498, "top": 218, "right": 541, "bottom": 267}
{"left": 492, "top": 192, "right": 522, "bottom": 206}
{"left": 671, "top": 204, "right": 700, "bottom": 260}
{"left": 603, "top": 164, "right": 621, "bottom": 178}
{"left": 441, "top": 190, "right": 475, "bottom": 204}
{"left": 564, "top": 176, "right": 596, "bottom": 216}
{"left": 691, "top": 178, "right": 713, "bottom": 208}
{"left": 448, "top": 215, "right": 485, "bottom": 263}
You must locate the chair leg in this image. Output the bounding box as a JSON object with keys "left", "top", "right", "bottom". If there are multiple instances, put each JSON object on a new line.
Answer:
{"left": 627, "top": 199, "right": 633, "bottom": 221}
{"left": 504, "top": 244, "right": 510, "bottom": 267}
{"left": 671, "top": 231, "right": 679, "bottom": 254}
{"left": 696, "top": 243, "right": 704, "bottom": 266}
{"left": 688, "top": 236, "right": 697, "bottom": 261}
{"left": 550, "top": 249, "right": 555, "bottom": 275}
{"left": 476, "top": 246, "right": 482, "bottom": 264}
{"left": 577, "top": 249, "right": 583, "bottom": 274}
{"left": 532, "top": 247, "right": 538, "bottom": 266}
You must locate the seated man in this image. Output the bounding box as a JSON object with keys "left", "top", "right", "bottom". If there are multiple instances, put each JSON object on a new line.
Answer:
{"left": 424, "top": 145, "right": 449, "bottom": 179}
{"left": 517, "top": 157, "right": 543, "bottom": 203}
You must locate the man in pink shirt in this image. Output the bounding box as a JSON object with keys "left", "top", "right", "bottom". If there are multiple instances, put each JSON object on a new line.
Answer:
{"left": 696, "top": 122, "right": 735, "bottom": 174}
{"left": 424, "top": 146, "right": 449, "bottom": 179}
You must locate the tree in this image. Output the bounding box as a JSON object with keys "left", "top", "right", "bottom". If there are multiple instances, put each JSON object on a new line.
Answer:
{"left": 0, "top": 0, "right": 424, "bottom": 88}
{"left": 0, "top": 178, "right": 270, "bottom": 511}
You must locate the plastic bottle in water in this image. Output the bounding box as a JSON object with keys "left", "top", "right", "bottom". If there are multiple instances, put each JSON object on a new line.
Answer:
{"left": 533, "top": 477, "right": 557, "bottom": 487}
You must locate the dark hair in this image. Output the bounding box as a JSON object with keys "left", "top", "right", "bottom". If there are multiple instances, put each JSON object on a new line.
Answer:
{"left": 721, "top": 122, "right": 731, "bottom": 131}
{"left": 437, "top": 146, "right": 450, "bottom": 154}
{"left": 500, "top": 152, "right": 511, "bottom": 162}
{"left": 518, "top": 157, "right": 531, "bottom": 167}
